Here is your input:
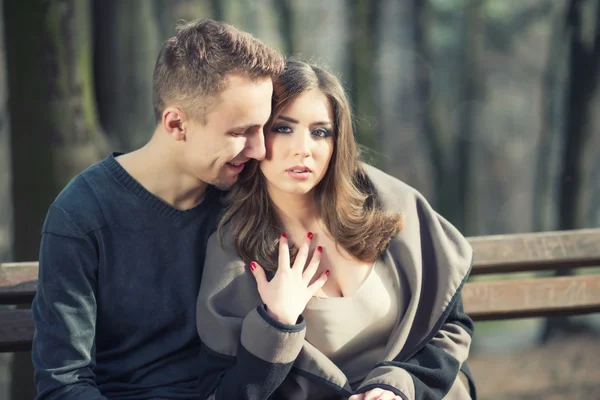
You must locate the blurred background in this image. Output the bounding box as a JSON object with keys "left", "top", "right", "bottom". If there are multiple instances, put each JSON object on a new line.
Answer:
{"left": 0, "top": 0, "right": 599, "bottom": 399}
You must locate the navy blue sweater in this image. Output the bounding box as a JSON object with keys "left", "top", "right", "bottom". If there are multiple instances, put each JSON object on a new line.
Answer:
{"left": 31, "top": 153, "right": 223, "bottom": 399}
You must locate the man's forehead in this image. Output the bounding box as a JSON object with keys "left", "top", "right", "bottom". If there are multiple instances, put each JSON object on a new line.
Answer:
{"left": 208, "top": 102, "right": 270, "bottom": 131}
{"left": 222, "top": 97, "right": 271, "bottom": 123}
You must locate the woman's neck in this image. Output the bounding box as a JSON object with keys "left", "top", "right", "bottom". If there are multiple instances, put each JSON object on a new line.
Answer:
{"left": 269, "top": 189, "right": 321, "bottom": 237}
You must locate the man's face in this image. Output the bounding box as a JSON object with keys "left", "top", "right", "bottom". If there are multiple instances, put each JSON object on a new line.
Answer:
{"left": 182, "top": 74, "right": 273, "bottom": 190}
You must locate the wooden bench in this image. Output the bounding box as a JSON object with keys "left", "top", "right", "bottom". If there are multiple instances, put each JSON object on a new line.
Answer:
{"left": 1, "top": 228, "right": 600, "bottom": 353}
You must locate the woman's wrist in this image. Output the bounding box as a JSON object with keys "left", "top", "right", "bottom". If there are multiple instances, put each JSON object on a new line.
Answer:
{"left": 265, "top": 305, "right": 299, "bottom": 325}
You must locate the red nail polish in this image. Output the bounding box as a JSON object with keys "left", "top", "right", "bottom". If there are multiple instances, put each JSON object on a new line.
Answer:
{"left": 325, "top": 270, "right": 330, "bottom": 276}
{"left": 249, "top": 262, "right": 257, "bottom": 271}
{"left": 317, "top": 246, "right": 323, "bottom": 252}
{"left": 307, "top": 232, "right": 313, "bottom": 240}
{"left": 281, "top": 232, "right": 287, "bottom": 239}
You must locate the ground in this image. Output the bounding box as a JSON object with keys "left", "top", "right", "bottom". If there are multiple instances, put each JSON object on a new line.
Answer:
{"left": 469, "top": 333, "right": 600, "bottom": 399}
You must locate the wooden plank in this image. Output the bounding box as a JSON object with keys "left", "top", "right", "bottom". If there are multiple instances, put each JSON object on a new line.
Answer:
{"left": 0, "top": 309, "right": 34, "bottom": 352}
{"left": 1, "top": 228, "right": 599, "bottom": 290}
{"left": 1, "top": 275, "right": 600, "bottom": 352}
{"left": 463, "top": 274, "right": 600, "bottom": 321}
{"left": 468, "top": 228, "right": 600, "bottom": 275}
{"left": 0, "top": 262, "right": 38, "bottom": 305}
{"left": 0, "top": 228, "right": 598, "bottom": 294}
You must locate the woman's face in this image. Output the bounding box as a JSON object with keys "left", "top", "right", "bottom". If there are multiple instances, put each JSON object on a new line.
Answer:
{"left": 260, "top": 88, "right": 335, "bottom": 198}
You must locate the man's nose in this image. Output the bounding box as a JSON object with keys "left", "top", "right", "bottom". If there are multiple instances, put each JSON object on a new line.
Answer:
{"left": 245, "top": 131, "right": 266, "bottom": 161}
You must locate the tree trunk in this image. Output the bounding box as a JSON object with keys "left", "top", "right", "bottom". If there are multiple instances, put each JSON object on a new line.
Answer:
{"left": 274, "top": 0, "right": 295, "bottom": 55}
{"left": 94, "top": 0, "right": 161, "bottom": 152}
{"left": 533, "top": 2, "right": 571, "bottom": 233}
{"left": 455, "top": 0, "right": 484, "bottom": 236}
{"left": 349, "top": 0, "right": 380, "bottom": 164}
{"left": 0, "top": 0, "right": 12, "bottom": 264}
{"left": 542, "top": 0, "right": 600, "bottom": 343}
{"left": 155, "top": 0, "right": 216, "bottom": 39}
{"left": 573, "top": 0, "right": 600, "bottom": 227}
{"left": 219, "top": 0, "right": 285, "bottom": 56}
{"left": 5, "top": 1, "right": 109, "bottom": 398}
{"left": 413, "top": 0, "right": 458, "bottom": 220}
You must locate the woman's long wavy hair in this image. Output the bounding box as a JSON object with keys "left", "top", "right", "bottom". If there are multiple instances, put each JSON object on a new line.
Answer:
{"left": 217, "top": 58, "right": 404, "bottom": 272}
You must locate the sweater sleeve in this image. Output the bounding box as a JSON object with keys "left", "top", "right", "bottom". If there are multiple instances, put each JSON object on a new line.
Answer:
{"left": 196, "top": 234, "right": 305, "bottom": 400}
{"left": 355, "top": 291, "right": 475, "bottom": 400}
{"left": 32, "top": 205, "right": 107, "bottom": 400}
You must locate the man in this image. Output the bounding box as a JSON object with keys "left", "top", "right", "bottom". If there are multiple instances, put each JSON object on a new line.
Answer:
{"left": 31, "top": 19, "right": 284, "bottom": 399}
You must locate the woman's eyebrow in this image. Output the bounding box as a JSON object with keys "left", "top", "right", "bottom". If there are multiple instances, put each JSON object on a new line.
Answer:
{"left": 276, "top": 115, "right": 298, "bottom": 123}
{"left": 277, "top": 115, "right": 332, "bottom": 126}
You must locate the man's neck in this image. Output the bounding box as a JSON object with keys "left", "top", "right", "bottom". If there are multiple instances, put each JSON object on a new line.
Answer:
{"left": 116, "top": 135, "right": 208, "bottom": 211}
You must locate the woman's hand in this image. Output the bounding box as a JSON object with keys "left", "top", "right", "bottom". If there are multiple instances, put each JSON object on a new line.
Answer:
{"left": 349, "top": 388, "right": 404, "bottom": 400}
{"left": 249, "top": 232, "right": 329, "bottom": 325}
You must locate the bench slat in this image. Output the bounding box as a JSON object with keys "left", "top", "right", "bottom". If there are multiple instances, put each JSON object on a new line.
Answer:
{"left": 463, "top": 274, "right": 600, "bottom": 320}
{"left": 0, "top": 262, "right": 38, "bottom": 305}
{"left": 1, "top": 229, "right": 599, "bottom": 299}
{"left": 0, "top": 309, "right": 35, "bottom": 353}
{"left": 468, "top": 229, "right": 600, "bottom": 275}
{"left": 2, "top": 275, "right": 600, "bottom": 352}
{"left": 1, "top": 228, "right": 600, "bottom": 352}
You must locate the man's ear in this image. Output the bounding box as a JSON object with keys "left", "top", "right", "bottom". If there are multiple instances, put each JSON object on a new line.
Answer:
{"left": 162, "top": 107, "right": 188, "bottom": 141}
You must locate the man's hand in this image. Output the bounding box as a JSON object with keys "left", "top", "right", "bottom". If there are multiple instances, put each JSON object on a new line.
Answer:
{"left": 349, "top": 388, "right": 404, "bottom": 400}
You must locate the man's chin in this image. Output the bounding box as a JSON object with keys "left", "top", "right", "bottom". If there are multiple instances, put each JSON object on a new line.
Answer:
{"left": 212, "top": 176, "right": 238, "bottom": 191}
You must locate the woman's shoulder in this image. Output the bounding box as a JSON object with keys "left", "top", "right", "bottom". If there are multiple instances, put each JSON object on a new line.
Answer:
{"left": 205, "top": 226, "right": 246, "bottom": 273}
{"left": 360, "top": 162, "right": 424, "bottom": 213}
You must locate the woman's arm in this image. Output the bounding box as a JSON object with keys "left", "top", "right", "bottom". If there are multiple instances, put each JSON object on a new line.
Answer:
{"left": 196, "top": 232, "right": 328, "bottom": 400}
{"left": 353, "top": 292, "right": 474, "bottom": 400}
{"left": 197, "top": 304, "right": 307, "bottom": 400}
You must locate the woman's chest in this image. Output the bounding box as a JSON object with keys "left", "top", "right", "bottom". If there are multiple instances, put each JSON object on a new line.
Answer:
{"left": 313, "top": 249, "right": 374, "bottom": 298}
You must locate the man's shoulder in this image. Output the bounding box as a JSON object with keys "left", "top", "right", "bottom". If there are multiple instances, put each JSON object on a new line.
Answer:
{"left": 48, "top": 156, "right": 115, "bottom": 235}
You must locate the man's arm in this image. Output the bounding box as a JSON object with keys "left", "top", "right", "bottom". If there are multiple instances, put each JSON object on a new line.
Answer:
{"left": 32, "top": 205, "right": 106, "bottom": 400}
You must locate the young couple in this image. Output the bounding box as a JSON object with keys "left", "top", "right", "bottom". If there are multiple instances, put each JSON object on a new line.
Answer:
{"left": 32, "top": 18, "right": 476, "bottom": 400}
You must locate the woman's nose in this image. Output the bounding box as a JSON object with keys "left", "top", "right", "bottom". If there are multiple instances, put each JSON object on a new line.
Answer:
{"left": 292, "top": 131, "right": 311, "bottom": 157}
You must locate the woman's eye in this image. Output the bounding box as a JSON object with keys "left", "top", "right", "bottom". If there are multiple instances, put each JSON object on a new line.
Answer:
{"left": 313, "top": 128, "right": 331, "bottom": 138}
{"left": 272, "top": 125, "right": 292, "bottom": 134}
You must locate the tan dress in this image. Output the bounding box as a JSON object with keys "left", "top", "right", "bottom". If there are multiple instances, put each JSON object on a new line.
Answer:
{"left": 303, "top": 254, "right": 405, "bottom": 390}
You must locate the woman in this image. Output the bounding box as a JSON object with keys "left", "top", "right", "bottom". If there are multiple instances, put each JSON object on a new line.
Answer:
{"left": 196, "top": 59, "right": 476, "bottom": 400}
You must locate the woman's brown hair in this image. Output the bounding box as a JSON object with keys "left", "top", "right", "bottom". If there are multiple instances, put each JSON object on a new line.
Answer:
{"left": 218, "top": 58, "right": 403, "bottom": 272}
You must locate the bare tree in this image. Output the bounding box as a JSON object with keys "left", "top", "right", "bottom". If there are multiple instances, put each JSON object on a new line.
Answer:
{"left": 455, "top": 0, "right": 484, "bottom": 235}
{"left": 5, "top": 1, "right": 109, "bottom": 397}
{"left": 533, "top": 2, "right": 571, "bottom": 233}
{"left": 274, "top": 0, "right": 295, "bottom": 55}
{"left": 93, "top": 0, "right": 162, "bottom": 152}
{"left": 0, "top": 0, "right": 12, "bottom": 264}
{"left": 542, "top": 0, "right": 600, "bottom": 342}
{"left": 413, "top": 0, "right": 464, "bottom": 228}
{"left": 349, "top": 0, "right": 382, "bottom": 165}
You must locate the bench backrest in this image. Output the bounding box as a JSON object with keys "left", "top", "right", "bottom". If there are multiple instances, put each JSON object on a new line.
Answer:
{"left": 1, "top": 228, "right": 600, "bottom": 352}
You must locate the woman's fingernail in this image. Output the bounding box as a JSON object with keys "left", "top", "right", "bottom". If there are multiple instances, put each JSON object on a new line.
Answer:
{"left": 325, "top": 270, "right": 330, "bottom": 276}
{"left": 317, "top": 246, "right": 323, "bottom": 252}
{"left": 281, "top": 232, "right": 287, "bottom": 239}
{"left": 249, "top": 262, "right": 257, "bottom": 271}
{"left": 307, "top": 232, "right": 313, "bottom": 240}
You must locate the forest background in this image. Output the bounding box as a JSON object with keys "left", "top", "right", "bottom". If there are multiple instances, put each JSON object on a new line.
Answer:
{"left": 0, "top": 0, "right": 599, "bottom": 399}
